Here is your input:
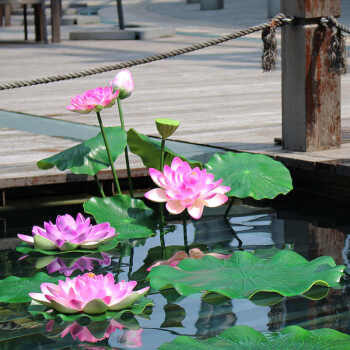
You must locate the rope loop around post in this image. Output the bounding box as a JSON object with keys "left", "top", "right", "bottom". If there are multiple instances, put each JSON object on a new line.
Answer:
{"left": 327, "top": 16, "right": 347, "bottom": 75}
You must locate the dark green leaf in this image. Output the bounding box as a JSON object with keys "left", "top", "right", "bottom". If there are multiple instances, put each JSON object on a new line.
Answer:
{"left": 147, "top": 250, "right": 344, "bottom": 299}
{"left": 159, "top": 325, "right": 350, "bottom": 350}
{"left": 37, "top": 127, "right": 127, "bottom": 176}
{"left": 0, "top": 273, "right": 62, "bottom": 303}
{"left": 127, "top": 129, "right": 202, "bottom": 170}
{"left": 84, "top": 195, "right": 156, "bottom": 240}
{"left": 205, "top": 152, "right": 293, "bottom": 200}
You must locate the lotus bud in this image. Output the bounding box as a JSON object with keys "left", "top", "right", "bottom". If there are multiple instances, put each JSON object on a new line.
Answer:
{"left": 155, "top": 118, "right": 180, "bottom": 139}
{"left": 111, "top": 69, "right": 134, "bottom": 99}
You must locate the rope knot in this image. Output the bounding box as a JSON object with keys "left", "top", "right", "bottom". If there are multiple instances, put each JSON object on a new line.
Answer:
{"left": 261, "top": 19, "right": 278, "bottom": 72}
{"left": 327, "top": 16, "right": 347, "bottom": 75}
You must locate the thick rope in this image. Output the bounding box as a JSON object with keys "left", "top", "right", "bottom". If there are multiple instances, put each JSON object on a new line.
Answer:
{"left": 261, "top": 20, "right": 278, "bottom": 72}
{"left": 0, "top": 13, "right": 290, "bottom": 91}
{"left": 324, "top": 17, "right": 348, "bottom": 74}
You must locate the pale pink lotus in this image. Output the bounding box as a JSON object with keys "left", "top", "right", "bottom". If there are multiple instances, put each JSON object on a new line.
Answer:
{"left": 144, "top": 157, "right": 231, "bottom": 219}
{"left": 29, "top": 273, "right": 150, "bottom": 314}
{"left": 60, "top": 319, "right": 124, "bottom": 343}
{"left": 110, "top": 69, "right": 134, "bottom": 99}
{"left": 17, "top": 213, "right": 116, "bottom": 251}
{"left": 147, "top": 248, "right": 232, "bottom": 271}
{"left": 67, "top": 86, "right": 119, "bottom": 114}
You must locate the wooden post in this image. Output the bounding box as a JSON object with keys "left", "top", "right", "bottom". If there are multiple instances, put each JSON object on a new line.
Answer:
{"left": 51, "top": 0, "right": 61, "bottom": 43}
{"left": 281, "top": 0, "right": 341, "bottom": 152}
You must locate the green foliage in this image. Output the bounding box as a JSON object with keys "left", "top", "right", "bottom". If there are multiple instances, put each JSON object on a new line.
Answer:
{"left": 147, "top": 250, "right": 344, "bottom": 299}
{"left": 158, "top": 325, "right": 350, "bottom": 350}
{"left": 29, "top": 297, "right": 153, "bottom": 322}
{"left": 37, "top": 127, "right": 127, "bottom": 175}
{"left": 0, "top": 273, "right": 61, "bottom": 303}
{"left": 83, "top": 194, "right": 156, "bottom": 240}
{"left": 205, "top": 152, "right": 293, "bottom": 199}
{"left": 127, "top": 128, "right": 202, "bottom": 170}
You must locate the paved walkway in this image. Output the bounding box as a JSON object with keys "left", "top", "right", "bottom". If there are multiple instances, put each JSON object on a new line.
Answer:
{"left": 1, "top": 0, "right": 350, "bottom": 192}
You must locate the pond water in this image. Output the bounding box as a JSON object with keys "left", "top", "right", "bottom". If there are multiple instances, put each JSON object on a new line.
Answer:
{"left": 0, "top": 193, "right": 349, "bottom": 349}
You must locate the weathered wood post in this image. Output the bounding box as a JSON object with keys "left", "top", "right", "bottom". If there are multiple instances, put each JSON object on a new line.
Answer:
{"left": 281, "top": 0, "right": 341, "bottom": 151}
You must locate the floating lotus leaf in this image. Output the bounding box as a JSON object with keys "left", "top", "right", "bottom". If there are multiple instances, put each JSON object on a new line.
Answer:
{"left": 158, "top": 325, "right": 350, "bottom": 350}
{"left": 0, "top": 273, "right": 61, "bottom": 303}
{"left": 37, "top": 127, "right": 127, "bottom": 176}
{"left": 147, "top": 250, "right": 344, "bottom": 299}
{"left": 29, "top": 297, "right": 153, "bottom": 322}
{"left": 84, "top": 194, "right": 156, "bottom": 240}
{"left": 205, "top": 152, "right": 293, "bottom": 200}
{"left": 127, "top": 128, "right": 202, "bottom": 170}
{"left": 16, "top": 238, "right": 117, "bottom": 256}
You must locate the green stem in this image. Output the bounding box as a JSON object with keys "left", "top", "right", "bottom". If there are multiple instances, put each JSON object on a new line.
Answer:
{"left": 182, "top": 217, "right": 189, "bottom": 253}
{"left": 96, "top": 111, "right": 122, "bottom": 195}
{"left": 224, "top": 197, "right": 234, "bottom": 217}
{"left": 117, "top": 98, "right": 134, "bottom": 197}
{"left": 159, "top": 204, "right": 166, "bottom": 258}
{"left": 128, "top": 247, "right": 134, "bottom": 279}
{"left": 94, "top": 174, "right": 106, "bottom": 198}
{"left": 160, "top": 138, "right": 166, "bottom": 171}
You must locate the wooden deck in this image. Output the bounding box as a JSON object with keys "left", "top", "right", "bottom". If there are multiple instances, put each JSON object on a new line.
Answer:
{"left": 1, "top": 0, "right": 350, "bottom": 201}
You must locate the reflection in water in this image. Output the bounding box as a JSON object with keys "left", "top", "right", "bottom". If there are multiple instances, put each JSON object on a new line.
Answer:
{"left": 195, "top": 299, "right": 236, "bottom": 339}
{"left": 48, "top": 319, "right": 143, "bottom": 349}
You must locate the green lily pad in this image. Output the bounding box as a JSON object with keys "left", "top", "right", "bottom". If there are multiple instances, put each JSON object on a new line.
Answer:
{"left": 147, "top": 250, "right": 344, "bottom": 299}
{"left": 0, "top": 273, "right": 61, "bottom": 303}
{"left": 29, "top": 297, "right": 154, "bottom": 322}
{"left": 205, "top": 152, "right": 293, "bottom": 200}
{"left": 37, "top": 127, "right": 127, "bottom": 176}
{"left": 83, "top": 194, "right": 156, "bottom": 240}
{"left": 127, "top": 128, "right": 202, "bottom": 170}
{"left": 158, "top": 325, "right": 350, "bottom": 350}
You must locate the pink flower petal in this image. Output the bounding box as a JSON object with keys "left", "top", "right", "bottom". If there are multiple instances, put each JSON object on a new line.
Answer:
{"left": 187, "top": 202, "right": 204, "bottom": 220}
{"left": 17, "top": 234, "right": 34, "bottom": 244}
{"left": 166, "top": 200, "right": 186, "bottom": 215}
{"left": 204, "top": 194, "right": 229, "bottom": 208}
{"left": 144, "top": 188, "right": 167, "bottom": 202}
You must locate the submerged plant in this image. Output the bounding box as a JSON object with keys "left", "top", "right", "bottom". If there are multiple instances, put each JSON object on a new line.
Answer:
{"left": 17, "top": 213, "right": 116, "bottom": 251}
{"left": 145, "top": 157, "right": 230, "bottom": 219}
{"left": 29, "top": 273, "right": 150, "bottom": 314}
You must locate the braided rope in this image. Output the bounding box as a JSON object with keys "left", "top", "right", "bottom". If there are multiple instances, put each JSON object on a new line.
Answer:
{"left": 330, "top": 16, "right": 350, "bottom": 35}
{"left": 0, "top": 14, "right": 290, "bottom": 91}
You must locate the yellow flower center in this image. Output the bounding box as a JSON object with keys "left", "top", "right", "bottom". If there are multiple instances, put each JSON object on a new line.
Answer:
{"left": 87, "top": 273, "right": 96, "bottom": 278}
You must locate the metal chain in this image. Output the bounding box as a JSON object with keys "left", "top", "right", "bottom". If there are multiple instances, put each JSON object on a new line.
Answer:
{"left": 0, "top": 13, "right": 291, "bottom": 91}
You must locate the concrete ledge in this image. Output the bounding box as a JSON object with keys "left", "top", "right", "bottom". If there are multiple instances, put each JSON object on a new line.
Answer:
{"left": 69, "top": 26, "right": 175, "bottom": 40}
{"left": 133, "top": 26, "right": 176, "bottom": 40}
{"left": 200, "top": 0, "right": 224, "bottom": 10}
{"left": 69, "top": 29, "right": 136, "bottom": 40}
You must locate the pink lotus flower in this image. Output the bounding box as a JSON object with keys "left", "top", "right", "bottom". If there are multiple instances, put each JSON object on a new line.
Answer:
{"left": 29, "top": 273, "right": 150, "bottom": 314}
{"left": 60, "top": 319, "right": 124, "bottom": 343}
{"left": 67, "top": 86, "right": 119, "bottom": 114}
{"left": 144, "top": 157, "right": 231, "bottom": 219}
{"left": 147, "top": 248, "right": 232, "bottom": 271}
{"left": 17, "top": 213, "right": 116, "bottom": 251}
{"left": 110, "top": 69, "right": 134, "bottom": 99}
{"left": 46, "top": 252, "right": 111, "bottom": 276}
